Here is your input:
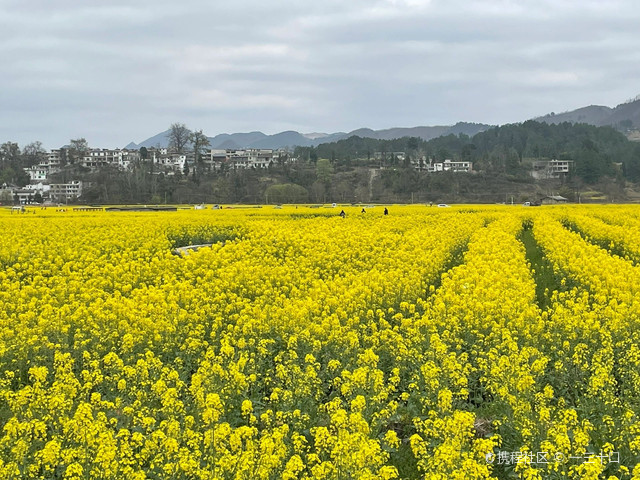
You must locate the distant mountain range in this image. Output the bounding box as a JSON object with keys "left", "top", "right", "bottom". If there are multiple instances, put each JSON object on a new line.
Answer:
{"left": 124, "top": 122, "right": 492, "bottom": 150}
{"left": 124, "top": 96, "right": 640, "bottom": 151}
{"left": 536, "top": 96, "right": 640, "bottom": 129}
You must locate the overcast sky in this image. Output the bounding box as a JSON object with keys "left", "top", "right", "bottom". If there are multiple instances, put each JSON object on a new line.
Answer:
{"left": 2, "top": 0, "right": 639, "bottom": 149}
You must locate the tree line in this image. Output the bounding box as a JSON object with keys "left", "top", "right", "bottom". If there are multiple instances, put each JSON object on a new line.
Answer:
{"left": 2, "top": 121, "right": 640, "bottom": 204}
{"left": 295, "top": 120, "right": 640, "bottom": 184}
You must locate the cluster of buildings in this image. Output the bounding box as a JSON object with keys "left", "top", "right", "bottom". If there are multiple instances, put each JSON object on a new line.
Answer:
{"left": 1, "top": 181, "right": 83, "bottom": 205}
{"left": 410, "top": 156, "right": 573, "bottom": 177}
{"left": 22, "top": 147, "right": 291, "bottom": 180}
{"left": 152, "top": 147, "right": 293, "bottom": 172}
{"left": 202, "top": 149, "right": 291, "bottom": 170}
{"left": 3, "top": 147, "right": 293, "bottom": 204}
{"left": 377, "top": 152, "right": 574, "bottom": 178}
{"left": 373, "top": 151, "right": 475, "bottom": 173}
{"left": 118, "top": 147, "right": 292, "bottom": 173}
{"left": 1, "top": 141, "right": 574, "bottom": 205}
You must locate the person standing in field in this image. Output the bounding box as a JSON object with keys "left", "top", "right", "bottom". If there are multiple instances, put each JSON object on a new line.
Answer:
{"left": 384, "top": 207, "right": 389, "bottom": 215}
{"left": 339, "top": 210, "right": 346, "bottom": 218}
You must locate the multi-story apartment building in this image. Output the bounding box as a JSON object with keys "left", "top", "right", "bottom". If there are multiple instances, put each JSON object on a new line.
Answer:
{"left": 46, "top": 150, "right": 62, "bottom": 170}
{"left": 441, "top": 159, "right": 473, "bottom": 172}
{"left": 25, "top": 166, "right": 48, "bottom": 181}
{"left": 120, "top": 149, "right": 140, "bottom": 169}
{"left": 49, "top": 181, "right": 83, "bottom": 202}
{"left": 200, "top": 149, "right": 228, "bottom": 171}
{"left": 81, "top": 149, "right": 140, "bottom": 170}
{"left": 154, "top": 149, "right": 187, "bottom": 173}
{"left": 228, "top": 149, "right": 275, "bottom": 169}
{"left": 200, "top": 148, "right": 291, "bottom": 170}
{"left": 531, "top": 159, "right": 572, "bottom": 179}
{"left": 424, "top": 159, "right": 473, "bottom": 173}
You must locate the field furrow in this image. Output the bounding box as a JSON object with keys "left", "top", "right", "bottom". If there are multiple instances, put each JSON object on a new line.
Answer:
{"left": 1, "top": 205, "right": 639, "bottom": 479}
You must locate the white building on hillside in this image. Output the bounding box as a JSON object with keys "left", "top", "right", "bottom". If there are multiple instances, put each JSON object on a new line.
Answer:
{"left": 531, "top": 159, "right": 572, "bottom": 179}
{"left": 425, "top": 159, "right": 473, "bottom": 173}
{"left": 49, "top": 181, "right": 82, "bottom": 202}
{"left": 25, "top": 166, "right": 48, "bottom": 181}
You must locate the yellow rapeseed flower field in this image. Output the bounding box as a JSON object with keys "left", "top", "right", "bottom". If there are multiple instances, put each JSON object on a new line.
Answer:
{"left": 1, "top": 204, "right": 639, "bottom": 479}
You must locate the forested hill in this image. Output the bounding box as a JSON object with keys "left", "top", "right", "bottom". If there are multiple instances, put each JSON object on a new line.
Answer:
{"left": 536, "top": 98, "right": 640, "bottom": 129}
{"left": 295, "top": 120, "right": 640, "bottom": 183}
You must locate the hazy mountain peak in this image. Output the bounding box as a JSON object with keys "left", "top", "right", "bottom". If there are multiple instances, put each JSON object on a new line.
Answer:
{"left": 536, "top": 99, "right": 640, "bottom": 130}
{"left": 125, "top": 122, "right": 498, "bottom": 151}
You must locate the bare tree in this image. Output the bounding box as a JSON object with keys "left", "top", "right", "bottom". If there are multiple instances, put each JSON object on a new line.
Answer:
{"left": 67, "top": 138, "right": 89, "bottom": 165}
{"left": 168, "top": 123, "right": 191, "bottom": 153}
{"left": 22, "top": 141, "right": 47, "bottom": 167}
{"left": 189, "top": 129, "right": 210, "bottom": 173}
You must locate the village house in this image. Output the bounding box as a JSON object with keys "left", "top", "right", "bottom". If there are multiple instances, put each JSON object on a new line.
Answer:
{"left": 49, "top": 181, "right": 83, "bottom": 202}
{"left": 540, "top": 195, "right": 568, "bottom": 205}
{"left": 531, "top": 159, "right": 573, "bottom": 179}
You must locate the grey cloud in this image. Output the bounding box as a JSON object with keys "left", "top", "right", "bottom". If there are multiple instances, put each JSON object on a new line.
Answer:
{"left": 1, "top": 0, "right": 639, "bottom": 148}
